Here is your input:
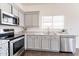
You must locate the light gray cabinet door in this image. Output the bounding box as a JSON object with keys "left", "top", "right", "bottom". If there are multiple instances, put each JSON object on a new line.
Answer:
{"left": 34, "top": 36, "right": 41, "bottom": 49}
{"left": 32, "top": 12, "right": 39, "bottom": 27}
{"left": 25, "top": 14, "right": 33, "bottom": 27}
{"left": 19, "top": 11, "right": 24, "bottom": 27}
{"left": 50, "top": 36, "right": 60, "bottom": 52}
{"left": 27, "top": 36, "right": 35, "bottom": 49}
{"left": 0, "top": 42, "right": 8, "bottom": 56}
{"left": 41, "top": 36, "right": 50, "bottom": 50}
{"left": 12, "top": 4, "right": 19, "bottom": 16}
{"left": 25, "top": 11, "right": 39, "bottom": 27}
{"left": 0, "top": 3, "right": 11, "bottom": 13}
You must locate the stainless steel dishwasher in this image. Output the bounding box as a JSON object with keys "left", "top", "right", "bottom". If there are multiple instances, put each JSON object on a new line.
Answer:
{"left": 60, "top": 35, "right": 76, "bottom": 54}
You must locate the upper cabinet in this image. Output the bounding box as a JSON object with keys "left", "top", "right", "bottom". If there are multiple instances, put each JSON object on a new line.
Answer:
{"left": 0, "top": 3, "right": 11, "bottom": 14}
{"left": 19, "top": 10, "right": 24, "bottom": 27}
{"left": 25, "top": 11, "right": 39, "bottom": 27}
{"left": 32, "top": 12, "right": 39, "bottom": 27}
{"left": 12, "top": 4, "right": 19, "bottom": 16}
{"left": 25, "top": 13, "right": 33, "bottom": 27}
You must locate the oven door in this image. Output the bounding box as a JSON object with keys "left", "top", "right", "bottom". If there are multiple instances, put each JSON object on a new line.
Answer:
{"left": 10, "top": 36, "right": 24, "bottom": 56}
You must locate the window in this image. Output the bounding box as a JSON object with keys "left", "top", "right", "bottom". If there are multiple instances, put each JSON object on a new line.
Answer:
{"left": 53, "top": 16, "right": 64, "bottom": 29}
{"left": 41, "top": 16, "right": 64, "bottom": 29}
{"left": 41, "top": 16, "right": 53, "bottom": 29}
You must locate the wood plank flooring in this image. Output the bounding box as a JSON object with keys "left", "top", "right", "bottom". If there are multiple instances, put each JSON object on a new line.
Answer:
{"left": 21, "top": 49, "right": 79, "bottom": 56}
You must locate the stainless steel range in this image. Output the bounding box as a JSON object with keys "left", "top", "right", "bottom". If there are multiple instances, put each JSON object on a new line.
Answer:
{"left": 0, "top": 29, "right": 25, "bottom": 56}
{"left": 10, "top": 35, "right": 24, "bottom": 56}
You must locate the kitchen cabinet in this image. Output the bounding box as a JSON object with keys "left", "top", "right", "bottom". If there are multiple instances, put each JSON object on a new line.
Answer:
{"left": 25, "top": 11, "right": 39, "bottom": 27}
{"left": 0, "top": 3, "right": 11, "bottom": 13}
{"left": 0, "top": 40, "right": 9, "bottom": 56}
{"left": 34, "top": 36, "right": 41, "bottom": 49}
{"left": 26, "top": 35, "right": 60, "bottom": 52}
{"left": 50, "top": 36, "right": 60, "bottom": 52}
{"left": 27, "top": 36, "right": 35, "bottom": 49}
{"left": 19, "top": 10, "right": 24, "bottom": 27}
{"left": 41, "top": 36, "right": 50, "bottom": 50}
{"left": 0, "top": 3, "right": 25, "bottom": 26}
{"left": 32, "top": 13, "right": 39, "bottom": 27}
{"left": 12, "top": 4, "right": 19, "bottom": 16}
{"left": 27, "top": 35, "right": 41, "bottom": 50}
{"left": 25, "top": 14, "right": 33, "bottom": 27}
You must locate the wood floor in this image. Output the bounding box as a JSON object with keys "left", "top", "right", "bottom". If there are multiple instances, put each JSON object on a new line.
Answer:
{"left": 21, "top": 49, "right": 79, "bottom": 56}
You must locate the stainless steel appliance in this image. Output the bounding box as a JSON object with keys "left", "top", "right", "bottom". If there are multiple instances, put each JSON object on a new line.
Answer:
{"left": 60, "top": 35, "right": 76, "bottom": 54}
{"left": 10, "top": 36, "right": 24, "bottom": 56}
{"left": 0, "top": 29, "right": 25, "bottom": 56}
{"left": 0, "top": 9, "right": 19, "bottom": 25}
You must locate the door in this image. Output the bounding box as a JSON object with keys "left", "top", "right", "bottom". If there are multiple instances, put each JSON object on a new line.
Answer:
{"left": 50, "top": 36, "right": 60, "bottom": 52}
{"left": 41, "top": 36, "right": 50, "bottom": 50}
{"left": 34, "top": 36, "right": 41, "bottom": 49}
{"left": 27, "top": 36, "right": 35, "bottom": 49}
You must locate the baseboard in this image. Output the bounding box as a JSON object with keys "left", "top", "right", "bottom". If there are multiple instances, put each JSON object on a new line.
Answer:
{"left": 25, "top": 48, "right": 60, "bottom": 52}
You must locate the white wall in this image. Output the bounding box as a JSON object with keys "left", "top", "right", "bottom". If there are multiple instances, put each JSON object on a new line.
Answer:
{"left": 22, "top": 3, "right": 79, "bottom": 48}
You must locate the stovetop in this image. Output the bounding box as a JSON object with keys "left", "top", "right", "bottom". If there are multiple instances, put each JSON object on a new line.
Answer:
{"left": 0, "top": 29, "right": 24, "bottom": 41}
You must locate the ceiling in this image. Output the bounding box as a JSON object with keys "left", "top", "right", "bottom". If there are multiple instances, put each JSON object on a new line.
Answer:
{"left": 21, "top": 3, "right": 58, "bottom": 6}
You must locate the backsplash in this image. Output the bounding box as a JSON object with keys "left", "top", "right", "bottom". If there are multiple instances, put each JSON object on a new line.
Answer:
{"left": 0, "top": 25, "right": 24, "bottom": 34}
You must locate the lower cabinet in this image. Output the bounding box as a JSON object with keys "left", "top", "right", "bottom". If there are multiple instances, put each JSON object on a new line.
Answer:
{"left": 0, "top": 50, "right": 8, "bottom": 56}
{"left": 27, "top": 35, "right": 60, "bottom": 52}
{"left": 34, "top": 36, "right": 41, "bottom": 49}
{"left": 41, "top": 36, "right": 50, "bottom": 50}
{"left": 27, "top": 36, "right": 35, "bottom": 49}
{"left": 0, "top": 41, "right": 9, "bottom": 56}
{"left": 50, "top": 36, "right": 60, "bottom": 52}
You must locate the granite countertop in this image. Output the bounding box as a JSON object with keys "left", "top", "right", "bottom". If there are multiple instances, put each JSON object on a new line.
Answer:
{"left": 26, "top": 32, "right": 76, "bottom": 37}
{"left": 26, "top": 32, "right": 57, "bottom": 35}
{"left": 56, "top": 33, "right": 76, "bottom": 38}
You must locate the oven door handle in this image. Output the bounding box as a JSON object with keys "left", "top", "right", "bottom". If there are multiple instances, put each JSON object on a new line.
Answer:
{"left": 10, "top": 36, "right": 24, "bottom": 43}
